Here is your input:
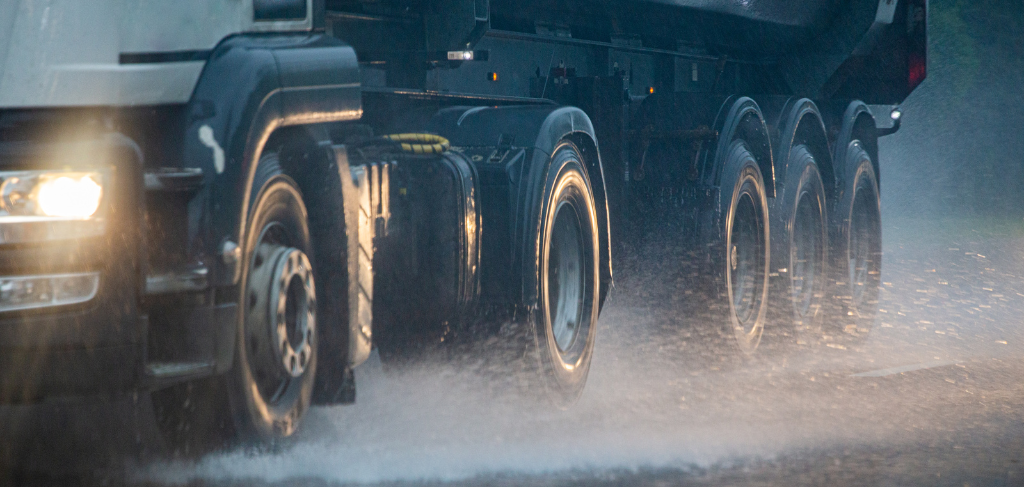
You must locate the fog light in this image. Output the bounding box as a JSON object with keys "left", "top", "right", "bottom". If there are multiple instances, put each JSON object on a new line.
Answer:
{"left": 0, "top": 272, "right": 100, "bottom": 312}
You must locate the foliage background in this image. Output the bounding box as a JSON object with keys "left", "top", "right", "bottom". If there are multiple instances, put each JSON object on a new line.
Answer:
{"left": 882, "top": 0, "right": 1024, "bottom": 218}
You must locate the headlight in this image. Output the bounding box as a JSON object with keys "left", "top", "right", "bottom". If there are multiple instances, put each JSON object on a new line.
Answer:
{"left": 1, "top": 171, "right": 105, "bottom": 219}
{"left": 0, "top": 170, "right": 109, "bottom": 244}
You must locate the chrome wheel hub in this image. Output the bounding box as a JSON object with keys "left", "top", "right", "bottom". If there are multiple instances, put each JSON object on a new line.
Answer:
{"left": 248, "top": 243, "right": 316, "bottom": 383}
{"left": 549, "top": 202, "right": 585, "bottom": 354}
{"left": 730, "top": 192, "right": 762, "bottom": 330}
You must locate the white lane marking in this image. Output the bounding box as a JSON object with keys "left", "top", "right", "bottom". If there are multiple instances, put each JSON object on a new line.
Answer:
{"left": 198, "top": 125, "right": 225, "bottom": 174}
{"left": 851, "top": 360, "right": 959, "bottom": 378}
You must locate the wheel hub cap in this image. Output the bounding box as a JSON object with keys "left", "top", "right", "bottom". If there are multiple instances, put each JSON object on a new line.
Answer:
{"left": 549, "top": 202, "right": 585, "bottom": 353}
{"left": 249, "top": 244, "right": 316, "bottom": 380}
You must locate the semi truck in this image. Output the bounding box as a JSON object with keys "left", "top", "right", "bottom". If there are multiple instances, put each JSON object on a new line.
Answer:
{"left": 0, "top": 0, "right": 926, "bottom": 449}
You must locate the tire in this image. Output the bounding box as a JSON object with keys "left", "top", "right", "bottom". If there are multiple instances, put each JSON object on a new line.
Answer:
{"left": 149, "top": 152, "right": 318, "bottom": 452}
{"left": 712, "top": 140, "right": 771, "bottom": 354}
{"left": 768, "top": 145, "right": 828, "bottom": 346}
{"left": 531, "top": 141, "right": 601, "bottom": 406}
{"left": 228, "top": 155, "right": 318, "bottom": 441}
{"left": 828, "top": 141, "right": 881, "bottom": 339}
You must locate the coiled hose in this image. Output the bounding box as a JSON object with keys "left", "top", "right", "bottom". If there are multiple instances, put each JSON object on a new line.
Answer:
{"left": 352, "top": 133, "right": 450, "bottom": 154}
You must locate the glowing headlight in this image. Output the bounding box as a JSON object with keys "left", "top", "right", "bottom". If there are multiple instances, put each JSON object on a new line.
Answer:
{"left": 36, "top": 174, "right": 103, "bottom": 218}
{"left": 0, "top": 171, "right": 105, "bottom": 220}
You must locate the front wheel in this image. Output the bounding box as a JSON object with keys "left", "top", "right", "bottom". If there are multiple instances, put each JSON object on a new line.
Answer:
{"left": 532, "top": 142, "right": 601, "bottom": 406}
{"left": 149, "top": 154, "right": 318, "bottom": 452}
{"left": 229, "top": 156, "right": 318, "bottom": 441}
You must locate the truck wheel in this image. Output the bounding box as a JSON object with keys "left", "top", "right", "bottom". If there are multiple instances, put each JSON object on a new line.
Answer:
{"left": 226, "top": 152, "right": 318, "bottom": 441}
{"left": 532, "top": 142, "right": 600, "bottom": 406}
{"left": 148, "top": 154, "right": 317, "bottom": 451}
{"left": 772, "top": 146, "right": 828, "bottom": 344}
{"left": 829, "top": 142, "right": 881, "bottom": 338}
{"left": 715, "top": 140, "right": 771, "bottom": 353}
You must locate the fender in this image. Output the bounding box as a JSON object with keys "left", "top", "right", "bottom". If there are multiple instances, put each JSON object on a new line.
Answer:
{"left": 831, "top": 100, "right": 878, "bottom": 194}
{"left": 770, "top": 98, "right": 833, "bottom": 199}
{"left": 704, "top": 96, "right": 774, "bottom": 198}
{"left": 689, "top": 96, "right": 774, "bottom": 273}
{"left": 425, "top": 105, "right": 613, "bottom": 311}
{"left": 762, "top": 97, "right": 833, "bottom": 281}
{"left": 181, "top": 33, "right": 361, "bottom": 286}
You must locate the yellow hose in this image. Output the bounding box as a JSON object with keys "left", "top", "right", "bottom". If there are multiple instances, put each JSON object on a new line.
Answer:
{"left": 382, "top": 133, "right": 450, "bottom": 154}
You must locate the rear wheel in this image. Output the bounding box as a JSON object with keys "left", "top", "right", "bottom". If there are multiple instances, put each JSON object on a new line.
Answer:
{"left": 829, "top": 142, "right": 881, "bottom": 339}
{"left": 715, "top": 140, "right": 771, "bottom": 353}
{"left": 770, "top": 146, "right": 828, "bottom": 345}
{"left": 532, "top": 142, "right": 600, "bottom": 406}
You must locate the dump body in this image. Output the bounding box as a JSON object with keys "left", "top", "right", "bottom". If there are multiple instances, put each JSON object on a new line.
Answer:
{"left": 491, "top": 0, "right": 844, "bottom": 55}
{"left": 329, "top": 0, "right": 925, "bottom": 104}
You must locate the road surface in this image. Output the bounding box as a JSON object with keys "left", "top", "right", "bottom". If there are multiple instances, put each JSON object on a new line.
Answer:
{"left": 122, "top": 214, "right": 1024, "bottom": 487}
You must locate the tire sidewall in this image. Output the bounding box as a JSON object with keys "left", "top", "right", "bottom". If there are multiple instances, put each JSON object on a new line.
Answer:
{"left": 230, "top": 164, "right": 317, "bottom": 441}
{"left": 782, "top": 146, "right": 828, "bottom": 333}
{"left": 718, "top": 140, "right": 770, "bottom": 353}
{"left": 831, "top": 141, "right": 881, "bottom": 336}
{"left": 534, "top": 142, "right": 600, "bottom": 403}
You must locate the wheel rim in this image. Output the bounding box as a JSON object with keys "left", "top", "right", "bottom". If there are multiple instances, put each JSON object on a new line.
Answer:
{"left": 791, "top": 191, "right": 823, "bottom": 318}
{"left": 246, "top": 223, "right": 316, "bottom": 406}
{"left": 548, "top": 201, "right": 586, "bottom": 354}
{"left": 730, "top": 191, "right": 764, "bottom": 332}
{"left": 848, "top": 187, "right": 878, "bottom": 312}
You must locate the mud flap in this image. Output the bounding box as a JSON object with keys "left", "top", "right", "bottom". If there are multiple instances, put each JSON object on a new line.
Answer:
{"left": 332, "top": 146, "right": 376, "bottom": 369}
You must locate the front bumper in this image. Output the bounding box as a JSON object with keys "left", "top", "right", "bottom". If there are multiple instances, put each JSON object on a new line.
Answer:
{"left": 0, "top": 134, "right": 144, "bottom": 402}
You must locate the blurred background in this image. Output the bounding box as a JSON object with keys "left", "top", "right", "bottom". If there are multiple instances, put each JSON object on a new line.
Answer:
{"left": 884, "top": 0, "right": 1024, "bottom": 219}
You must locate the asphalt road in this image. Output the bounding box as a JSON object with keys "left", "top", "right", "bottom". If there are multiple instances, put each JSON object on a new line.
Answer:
{"left": 118, "top": 214, "right": 1024, "bottom": 487}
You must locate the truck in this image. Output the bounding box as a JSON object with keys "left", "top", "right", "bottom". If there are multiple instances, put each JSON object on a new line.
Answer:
{"left": 0, "top": 0, "right": 926, "bottom": 450}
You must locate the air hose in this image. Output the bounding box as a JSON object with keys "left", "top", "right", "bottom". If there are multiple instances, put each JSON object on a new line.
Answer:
{"left": 384, "top": 133, "right": 450, "bottom": 154}
{"left": 352, "top": 133, "right": 450, "bottom": 154}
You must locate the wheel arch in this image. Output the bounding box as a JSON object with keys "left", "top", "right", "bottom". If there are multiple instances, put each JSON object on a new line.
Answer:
{"left": 182, "top": 33, "right": 361, "bottom": 291}
{"left": 832, "top": 101, "right": 879, "bottom": 192}
{"left": 773, "top": 98, "right": 835, "bottom": 202}
{"left": 521, "top": 109, "right": 612, "bottom": 314}
{"left": 706, "top": 97, "right": 775, "bottom": 198}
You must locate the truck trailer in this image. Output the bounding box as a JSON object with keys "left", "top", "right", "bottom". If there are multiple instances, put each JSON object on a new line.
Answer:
{"left": 0, "top": 0, "right": 926, "bottom": 448}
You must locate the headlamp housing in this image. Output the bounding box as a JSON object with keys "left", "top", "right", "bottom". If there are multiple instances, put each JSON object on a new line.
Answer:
{"left": 0, "top": 169, "right": 110, "bottom": 244}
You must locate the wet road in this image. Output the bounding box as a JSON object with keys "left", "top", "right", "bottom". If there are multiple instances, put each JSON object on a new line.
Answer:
{"left": 131, "top": 214, "right": 1024, "bottom": 487}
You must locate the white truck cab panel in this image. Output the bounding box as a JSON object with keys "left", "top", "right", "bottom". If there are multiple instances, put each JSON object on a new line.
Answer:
{"left": 0, "top": 0, "right": 313, "bottom": 108}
